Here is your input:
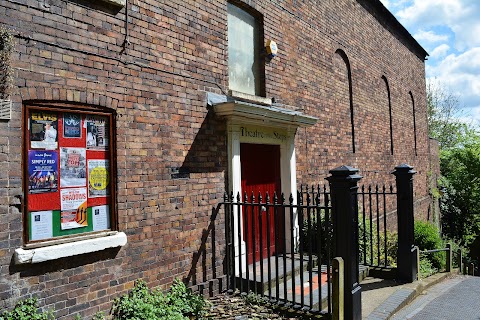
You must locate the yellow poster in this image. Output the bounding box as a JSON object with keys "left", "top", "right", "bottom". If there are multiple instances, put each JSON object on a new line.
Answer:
{"left": 88, "top": 160, "right": 110, "bottom": 198}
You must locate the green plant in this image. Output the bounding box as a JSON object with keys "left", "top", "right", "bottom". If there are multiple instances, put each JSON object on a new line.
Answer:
{"left": 92, "top": 311, "right": 106, "bottom": 320}
{"left": 358, "top": 216, "right": 397, "bottom": 267}
{"left": 166, "top": 278, "right": 210, "bottom": 318}
{"left": 111, "top": 279, "right": 209, "bottom": 320}
{"left": 73, "top": 313, "right": 105, "bottom": 320}
{"left": 359, "top": 216, "right": 373, "bottom": 264}
{"left": 414, "top": 221, "right": 445, "bottom": 270}
{"left": 419, "top": 256, "right": 437, "bottom": 278}
{"left": 443, "top": 240, "right": 468, "bottom": 269}
{"left": 0, "top": 297, "right": 54, "bottom": 320}
{"left": 440, "top": 145, "right": 480, "bottom": 250}
{"left": 242, "top": 291, "right": 270, "bottom": 306}
{"left": 382, "top": 230, "right": 398, "bottom": 267}
{"left": 0, "top": 25, "right": 15, "bottom": 100}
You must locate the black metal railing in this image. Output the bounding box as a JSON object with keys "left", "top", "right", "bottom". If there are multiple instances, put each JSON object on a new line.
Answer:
{"left": 358, "top": 184, "right": 397, "bottom": 268}
{"left": 223, "top": 185, "right": 333, "bottom": 314}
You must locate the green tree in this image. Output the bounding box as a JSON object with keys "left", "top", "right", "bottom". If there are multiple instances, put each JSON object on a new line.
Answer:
{"left": 440, "top": 142, "right": 480, "bottom": 246}
{"left": 427, "top": 80, "right": 476, "bottom": 149}
{"left": 427, "top": 80, "right": 480, "bottom": 256}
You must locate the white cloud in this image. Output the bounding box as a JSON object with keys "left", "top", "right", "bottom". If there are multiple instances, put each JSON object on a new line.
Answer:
{"left": 397, "top": 0, "right": 480, "bottom": 51}
{"left": 386, "top": 0, "right": 480, "bottom": 120}
{"left": 413, "top": 30, "right": 448, "bottom": 44}
{"left": 429, "top": 47, "right": 480, "bottom": 111}
{"left": 430, "top": 44, "right": 450, "bottom": 59}
{"left": 457, "top": 105, "right": 480, "bottom": 127}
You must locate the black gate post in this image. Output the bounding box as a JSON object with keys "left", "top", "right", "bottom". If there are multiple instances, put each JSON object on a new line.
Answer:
{"left": 392, "top": 164, "right": 418, "bottom": 283}
{"left": 327, "top": 166, "right": 362, "bottom": 320}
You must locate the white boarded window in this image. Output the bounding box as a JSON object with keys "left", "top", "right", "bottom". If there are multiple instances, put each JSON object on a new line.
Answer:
{"left": 227, "top": 3, "right": 261, "bottom": 96}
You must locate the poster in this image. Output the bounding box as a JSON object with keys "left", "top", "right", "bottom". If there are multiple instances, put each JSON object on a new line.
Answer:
{"left": 60, "top": 187, "right": 88, "bottom": 230}
{"left": 30, "top": 111, "right": 58, "bottom": 150}
{"left": 61, "top": 206, "right": 88, "bottom": 230}
{"left": 28, "top": 150, "right": 58, "bottom": 194}
{"left": 85, "top": 115, "right": 109, "bottom": 149}
{"left": 88, "top": 160, "right": 110, "bottom": 198}
{"left": 92, "top": 205, "right": 110, "bottom": 231}
{"left": 30, "top": 211, "right": 53, "bottom": 240}
{"left": 60, "top": 187, "right": 87, "bottom": 211}
{"left": 60, "top": 147, "right": 86, "bottom": 187}
{"left": 63, "top": 113, "right": 82, "bottom": 138}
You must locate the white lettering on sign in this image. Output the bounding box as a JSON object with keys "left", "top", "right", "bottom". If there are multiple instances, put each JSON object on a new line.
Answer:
{"left": 31, "top": 159, "right": 55, "bottom": 164}
{"left": 240, "top": 127, "right": 287, "bottom": 142}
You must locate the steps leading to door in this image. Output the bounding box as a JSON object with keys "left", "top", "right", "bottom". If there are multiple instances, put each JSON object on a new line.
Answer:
{"left": 235, "top": 254, "right": 370, "bottom": 311}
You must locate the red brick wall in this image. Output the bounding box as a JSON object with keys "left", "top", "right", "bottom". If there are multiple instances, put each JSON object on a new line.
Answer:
{"left": 0, "top": 0, "right": 433, "bottom": 317}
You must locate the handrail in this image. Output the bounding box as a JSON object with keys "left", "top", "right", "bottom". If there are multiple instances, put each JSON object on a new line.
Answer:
{"left": 416, "top": 244, "right": 469, "bottom": 275}
{"left": 419, "top": 248, "right": 449, "bottom": 254}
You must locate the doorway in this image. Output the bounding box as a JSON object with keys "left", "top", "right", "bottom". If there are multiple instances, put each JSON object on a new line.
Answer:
{"left": 240, "top": 143, "right": 283, "bottom": 263}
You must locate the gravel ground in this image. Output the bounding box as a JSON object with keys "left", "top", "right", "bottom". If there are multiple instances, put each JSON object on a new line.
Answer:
{"left": 204, "top": 292, "right": 321, "bottom": 319}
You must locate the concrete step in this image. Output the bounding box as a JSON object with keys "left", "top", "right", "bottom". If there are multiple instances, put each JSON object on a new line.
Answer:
{"left": 236, "top": 254, "right": 316, "bottom": 293}
{"left": 263, "top": 264, "right": 370, "bottom": 312}
{"left": 235, "top": 254, "right": 370, "bottom": 312}
{"left": 266, "top": 269, "right": 330, "bottom": 312}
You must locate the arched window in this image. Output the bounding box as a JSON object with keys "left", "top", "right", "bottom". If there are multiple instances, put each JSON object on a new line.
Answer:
{"left": 409, "top": 91, "right": 417, "bottom": 156}
{"left": 382, "top": 76, "right": 394, "bottom": 155}
{"left": 334, "top": 49, "right": 355, "bottom": 153}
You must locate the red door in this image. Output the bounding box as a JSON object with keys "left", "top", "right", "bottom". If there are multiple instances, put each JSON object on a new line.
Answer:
{"left": 241, "top": 143, "right": 283, "bottom": 264}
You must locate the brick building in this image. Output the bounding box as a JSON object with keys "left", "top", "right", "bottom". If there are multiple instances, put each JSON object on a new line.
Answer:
{"left": 0, "top": 0, "right": 437, "bottom": 317}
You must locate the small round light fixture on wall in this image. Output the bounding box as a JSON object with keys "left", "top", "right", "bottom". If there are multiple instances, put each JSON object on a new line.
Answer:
{"left": 266, "top": 40, "right": 278, "bottom": 59}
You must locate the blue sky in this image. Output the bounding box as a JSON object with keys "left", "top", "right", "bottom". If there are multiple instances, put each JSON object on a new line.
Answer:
{"left": 380, "top": 0, "right": 480, "bottom": 125}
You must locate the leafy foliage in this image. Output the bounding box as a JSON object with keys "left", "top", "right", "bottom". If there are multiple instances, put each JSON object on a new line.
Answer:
{"left": 1, "top": 281, "right": 208, "bottom": 320}
{"left": 243, "top": 291, "right": 270, "bottom": 306}
{"left": 427, "top": 80, "right": 476, "bottom": 150}
{"left": 439, "top": 142, "right": 480, "bottom": 248}
{"left": 111, "top": 279, "right": 209, "bottom": 320}
{"left": 446, "top": 240, "right": 468, "bottom": 269}
{"left": 0, "top": 297, "right": 54, "bottom": 320}
{"left": 418, "top": 256, "right": 437, "bottom": 278}
{"left": 302, "top": 211, "right": 399, "bottom": 268}
{"left": 427, "top": 79, "right": 480, "bottom": 261}
{"left": 166, "top": 278, "right": 209, "bottom": 318}
{"left": 414, "top": 221, "right": 444, "bottom": 270}
{"left": 358, "top": 216, "right": 398, "bottom": 267}
{"left": 92, "top": 311, "right": 106, "bottom": 320}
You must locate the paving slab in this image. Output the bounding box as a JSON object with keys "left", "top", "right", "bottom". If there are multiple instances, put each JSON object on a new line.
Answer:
{"left": 361, "top": 277, "right": 405, "bottom": 318}
{"left": 361, "top": 272, "right": 455, "bottom": 320}
{"left": 391, "top": 275, "right": 480, "bottom": 320}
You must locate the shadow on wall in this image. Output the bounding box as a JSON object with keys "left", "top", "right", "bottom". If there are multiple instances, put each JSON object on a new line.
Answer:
{"left": 184, "top": 205, "right": 227, "bottom": 296}
{"left": 175, "top": 109, "right": 227, "bottom": 178}
{"left": 9, "top": 247, "right": 122, "bottom": 277}
{"left": 180, "top": 109, "right": 228, "bottom": 295}
{"left": 66, "top": 0, "right": 124, "bottom": 15}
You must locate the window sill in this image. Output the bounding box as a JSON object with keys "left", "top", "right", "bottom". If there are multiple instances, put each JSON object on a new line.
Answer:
{"left": 99, "top": 0, "right": 126, "bottom": 7}
{"left": 229, "top": 90, "right": 273, "bottom": 106}
{"left": 14, "top": 232, "right": 127, "bottom": 265}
